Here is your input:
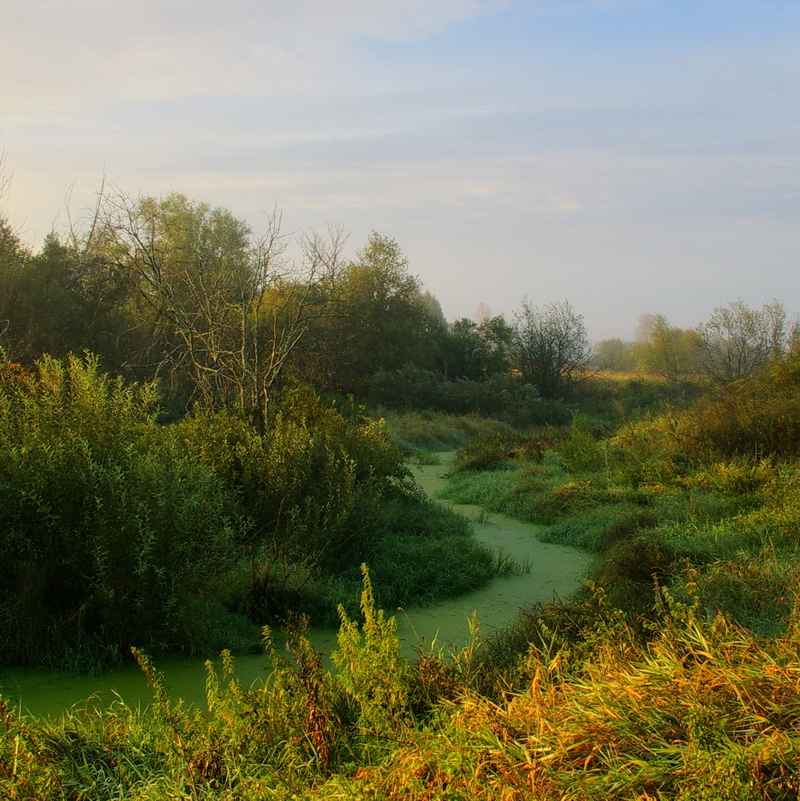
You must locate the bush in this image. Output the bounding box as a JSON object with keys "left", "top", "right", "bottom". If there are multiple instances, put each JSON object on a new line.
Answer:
{"left": 367, "top": 367, "right": 572, "bottom": 424}
{"left": 450, "top": 429, "right": 528, "bottom": 473}
{"left": 0, "top": 359, "right": 517, "bottom": 669}
{"left": 0, "top": 355, "right": 244, "bottom": 667}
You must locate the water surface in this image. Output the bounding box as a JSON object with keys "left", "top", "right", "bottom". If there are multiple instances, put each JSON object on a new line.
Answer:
{"left": 1, "top": 455, "right": 588, "bottom": 717}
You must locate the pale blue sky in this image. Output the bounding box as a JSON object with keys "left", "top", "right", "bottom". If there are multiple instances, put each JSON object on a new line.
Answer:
{"left": 2, "top": 0, "right": 798, "bottom": 339}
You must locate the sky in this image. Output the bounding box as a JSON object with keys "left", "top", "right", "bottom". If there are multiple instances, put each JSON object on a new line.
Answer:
{"left": 1, "top": 0, "right": 798, "bottom": 341}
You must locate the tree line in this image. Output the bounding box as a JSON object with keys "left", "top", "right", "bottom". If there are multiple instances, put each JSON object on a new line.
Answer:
{"left": 0, "top": 187, "right": 595, "bottom": 418}
{"left": 596, "top": 301, "right": 797, "bottom": 384}
{"left": 2, "top": 184, "right": 794, "bottom": 418}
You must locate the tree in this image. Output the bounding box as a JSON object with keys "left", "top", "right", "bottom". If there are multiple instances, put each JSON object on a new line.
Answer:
{"left": 0, "top": 217, "right": 31, "bottom": 354}
{"left": 696, "top": 300, "right": 791, "bottom": 384}
{"left": 328, "top": 232, "right": 434, "bottom": 395}
{"left": 511, "top": 299, "right": 593, "bottom": 397}
{"left": 78, "top": 188, "right": 343, "bottom": 418}
{"left": 634, "top": 313, "right": 699, "bottom": 382}
{"left": 436, "top": 315, "right": 512, "bottom": 380}
{"left": 594, "top": 338, "right": 638, "bottom": 373}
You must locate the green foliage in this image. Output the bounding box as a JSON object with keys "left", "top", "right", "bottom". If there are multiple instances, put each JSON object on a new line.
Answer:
{"left": 379, "top": 408, "right": 509, "bottom": 457}
{"left": 0, "top": 218, "right": 32, "bottom": 352}
{"left": 367, "top": 367, "right": 570, "bottom": 424}
{"left": 0, "top": 354, "right": 244, "bottom": 667}
{"left": 333, "top": 566, "right": 410, "bottom": 739}
{"left": 6, "top": 573, "right": 800, "bottom": 799}
{"left": 511, "top": 298, "right": 593, "bottom": 398}
{"left": 634, "top": 313, "right": 701, "bottom": 382}
{"left": 177, "top": 387, "right": 501, "bottom": 619}
{"left": 450, "top": 428, "right": 528, "bottom": 473}
{"left": 553, "top": 414, "right": 604, "bottom": 473}
{"left": 327, "top": 232, "right": 437, "bottom": 396}
{"left": 593, "top": 336, "right": 638, "bottom": 372}
{"left": 434, "top": 315, "right": 512, "bottom": 380}
{"left": 0, "top": 356, "right": 505, "bottom": 669}
{"left": 697, "top": 299, "right": 790, "bottom": 383}
{"left": 440, "top": 359, "right": 800, "bottom": 638}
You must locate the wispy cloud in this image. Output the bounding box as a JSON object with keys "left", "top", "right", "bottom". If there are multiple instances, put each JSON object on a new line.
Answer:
{"left": 2, "top": 0, "right": 798, "bottom": 337}
{"left": 1, "top": 0, "right": 510, "bottom": 113}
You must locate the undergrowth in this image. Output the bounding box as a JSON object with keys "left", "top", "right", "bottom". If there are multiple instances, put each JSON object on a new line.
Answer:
{"left": 378, "top": 407, "right": 509, "bottom": 459}
{"left": 0, "top": 357, "right": 503, "bottom": 670}
{"left": 4, "top": 569, "right": 800, "bottom": 799}
{"left": 441, "top": 358, "right": 800, "bottom": 633}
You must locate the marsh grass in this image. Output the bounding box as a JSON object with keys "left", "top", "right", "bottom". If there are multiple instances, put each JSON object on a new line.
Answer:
{"left": 435, "top": 356, "right": 800, "bottom": 662}
{"left": 473, "top": 508, "right": 493, "bottom": 524}
{"left": 5, "top": 571, "right": 800, "bottom": 799}
{"left": 379, "top": 408, "right": 508, "bottom": 457}
{"left": 410, "top": 449, "right": 442, "bottom": 466}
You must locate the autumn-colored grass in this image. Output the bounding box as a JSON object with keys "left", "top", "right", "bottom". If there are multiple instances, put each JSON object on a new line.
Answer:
{"left": 3, "top": 571, "right": 800, "bottom": 799}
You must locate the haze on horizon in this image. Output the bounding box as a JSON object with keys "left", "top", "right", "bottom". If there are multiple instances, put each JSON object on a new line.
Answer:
{"left": 1, "top": 0, "right": 798, "bottom": 342}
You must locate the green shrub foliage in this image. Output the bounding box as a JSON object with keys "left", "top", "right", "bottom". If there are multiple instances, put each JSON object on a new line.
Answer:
{"left": 0, "top": 356, "right": 501, "bottom": 667}
{"left": 0, "top": 355, "right": 242, "bottom": 666}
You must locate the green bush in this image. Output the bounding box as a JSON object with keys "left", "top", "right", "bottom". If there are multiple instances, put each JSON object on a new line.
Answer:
{"left": 0, "top": 355, "right": 244, "bottom": 667}
{"left": 0, "top": 359, "right": 521, "bottom": 669}
{"left": 553, "top": 414, "right": 605, "bottom": 473}
{"left": 450, "top": 429, "right": 528, "bottom": 473}
{"left": 367, "top": 368, "right": 572, "bottom": 425}
{"left": 379, "top": 408, "right": 507, "bottom": 455}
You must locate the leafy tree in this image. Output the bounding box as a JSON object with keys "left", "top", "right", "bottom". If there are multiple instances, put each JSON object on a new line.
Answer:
{"left": 634, "top": 314, "right": 700, "bottom": 382}
{"left": 329, "top": 232, "right": 434, "bottom": 395}
{"left": 0, "top": 217, "right": 31, "bottom": 355}
{"left": 511, "top": 298, "right": 593, "bottom": 398}
{"left": 420, "top": 290, "right": 445, "bottom": 322}
{"left": 594, "top": 338, "right": 638, "bottom": 372}
{"left": 696, "top": 300, "right": 792, "bottom": 384}
{"left": 437, "top": 315, "right": 512, "bottom": 380}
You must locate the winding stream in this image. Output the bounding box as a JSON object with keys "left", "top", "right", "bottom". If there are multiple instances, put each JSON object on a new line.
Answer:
{"left": 1, "top": 455, "right": 588, "bottom": 717}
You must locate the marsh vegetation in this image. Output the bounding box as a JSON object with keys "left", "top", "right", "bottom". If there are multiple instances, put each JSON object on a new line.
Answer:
{"left": 2, "top": 186, "right": 800, "bottom": 797}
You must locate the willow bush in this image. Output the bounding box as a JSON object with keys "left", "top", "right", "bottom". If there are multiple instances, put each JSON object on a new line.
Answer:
{"left": 0, "top": 355, "right": 244, "bottom": 668}
{"left": 0, "top": 356, "right": 503, "bottom": 668}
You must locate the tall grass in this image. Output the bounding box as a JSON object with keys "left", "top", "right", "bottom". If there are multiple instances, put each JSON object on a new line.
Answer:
{"left": 4, "top": 570, "right": 800, "bottom": 799}
{"left": 441, "top": 356, "right": 800, "bottom": 633}
{"left": 378, "top": 407, "right": 509, "bottom": 458}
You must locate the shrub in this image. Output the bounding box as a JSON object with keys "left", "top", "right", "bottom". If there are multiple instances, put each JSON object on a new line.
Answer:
{"left": 450, "top": 429, "right": 527, "bottom": 473}
{"left": 0, "top": 354, "right": 243, "bottom": 667}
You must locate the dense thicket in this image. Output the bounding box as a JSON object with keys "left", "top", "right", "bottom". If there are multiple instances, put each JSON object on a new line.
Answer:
{"left": 0, "top": 355, "right": 504, "bottom": 670}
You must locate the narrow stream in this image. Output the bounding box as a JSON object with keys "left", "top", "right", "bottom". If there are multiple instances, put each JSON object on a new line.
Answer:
{"left": 1, "top": 455, "right": 588, "bottom": 717}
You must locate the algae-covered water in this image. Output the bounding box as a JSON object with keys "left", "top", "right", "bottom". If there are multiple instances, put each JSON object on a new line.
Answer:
{"left": 1, "top": 455, "right": 588, "bottom": 717}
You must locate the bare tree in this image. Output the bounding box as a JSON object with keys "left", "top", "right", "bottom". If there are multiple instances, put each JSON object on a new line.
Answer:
{"left": 77, "top": 186, "right": 345, "bottom": 419}
{"left": 697, "top": 299, "right": 790, "bottom": 384}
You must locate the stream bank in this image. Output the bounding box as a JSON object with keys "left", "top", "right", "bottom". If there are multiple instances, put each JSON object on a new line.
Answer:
{"left": 1, "top": 455, "right": 587, "bottom": 717}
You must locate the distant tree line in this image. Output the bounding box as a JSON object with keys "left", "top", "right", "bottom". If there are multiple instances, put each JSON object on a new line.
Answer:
{"left": 3, "top": 183, "right": 789, "bottom": 417}
{"left": 595, "top": 301, "right": 798, "bottom": 384}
